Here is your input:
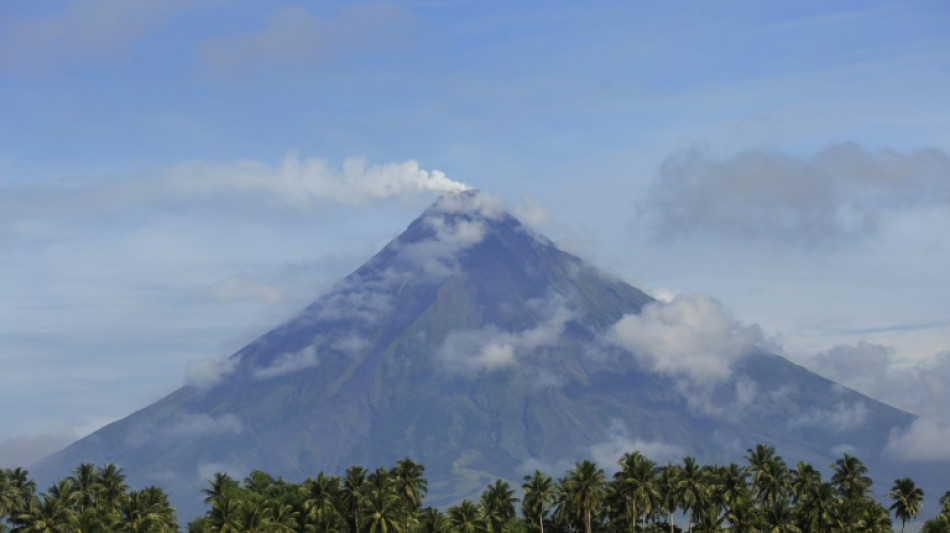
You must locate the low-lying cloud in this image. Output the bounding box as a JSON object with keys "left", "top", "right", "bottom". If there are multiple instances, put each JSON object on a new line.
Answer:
{"left": 252, "top": 345, "right": 319, "bottom": 379}
{"left": 606, "top": 293, "right": 765, "bottom": 384}
{"left": 799, "top": 342, "right": 950, "bottom": 422}
{"left": 886, "top": 418, "right": 950, "bottom": 461}
{"left": 641, "top": 143, "right": 950, "bottom": 246}
{"left": 789, "top": 401, "right": 869, "bottom": 432}
{"left": 436, "top": 294, "right": 574, "bottom": 377}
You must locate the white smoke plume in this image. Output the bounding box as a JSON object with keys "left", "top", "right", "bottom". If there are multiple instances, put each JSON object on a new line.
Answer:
{"left": 169, "top": 153, "right": 469, "bottom": 210}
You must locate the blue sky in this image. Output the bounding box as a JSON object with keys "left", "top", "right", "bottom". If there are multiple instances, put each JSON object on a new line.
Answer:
{"left": 1, "top": 0, "right": 949, "bottom": 466}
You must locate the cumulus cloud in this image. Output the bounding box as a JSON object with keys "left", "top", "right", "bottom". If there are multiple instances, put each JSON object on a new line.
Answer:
{"left": 252, "top": 345, "right": 319, "bottom": 379}
{"left": 436, "top": 294, "right": 574, "bottom": 376}
{"left": 789, "top": 401, "right": 869, "bottom": 432}
{"left": 606, "top": 293, "right": 765, "bottom": 384}
{"left": 589, "top": 420, "right": 684, "bottom": 473}
{"left": 169, "top": 153, "right": 469, "bottom": 210}
{"left": 185, "top": 355, "right": 238, "bottom": 389}
{"left": 641, "top": 143, "right": 950, "bottom": 246}
{"left": 886, "top": 418, "right": 950, "bottom": 461}
{"left": 198, "top": 3, "right": 416, "bottom": 76}
{"left": 0, "top": 0, "right": 204, "bottom": 71}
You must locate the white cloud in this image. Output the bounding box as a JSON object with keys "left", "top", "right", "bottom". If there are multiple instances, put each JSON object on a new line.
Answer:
{"left": 430, "top": 190, "right": 506, "bottom": 220}
{"left": 436, "top": 294, "right": 574, "bottom": 376}
{"left": 606, "top": 293, "right": 765, "bottom": 384}
{"left": 252, "top": 345, "right": 319, "bottom": 380}
{"left": 589, "top": 420, "right": 684, "bottom": 473}
{"left": 185, "top": 355, "right": 238, "bottom": 390}
{"left": 789, "top": 401, "right": 869, "bottom": 432}
{"left": 169, "top": 153, "right": 469, "bottom": 210}
{"left": 198, "top": 4, "right": 416, "bottom": 76}
{"left": 798, "top": 343, "right": 950, "bottom": 422}
{"left": 642, "top": 143, "right": 950, "bottom": 246}
{"left": 886, "top": 418, "right": 950, "bottom": 461}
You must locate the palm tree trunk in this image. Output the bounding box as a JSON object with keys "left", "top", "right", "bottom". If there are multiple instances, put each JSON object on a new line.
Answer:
{"left": 539, "top": 510, "right": 544, "bottom": 533}
{"left": 669, "top": 510, "right": 674, "bottom": 533}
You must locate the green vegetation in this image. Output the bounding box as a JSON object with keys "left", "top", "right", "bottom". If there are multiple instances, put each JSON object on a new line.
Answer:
{"left": 1, "top": 445, "right": 948, "bottom": 532}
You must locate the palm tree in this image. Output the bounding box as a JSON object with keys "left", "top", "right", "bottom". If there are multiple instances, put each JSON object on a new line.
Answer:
{"left": 301, "top": 472, "right": 342, "bottom": 532}
{"left": 724, "top": 493, "right": 761, "bottom": 533}
{"left": 562, "top": 460, "right": 606, "bottom": 533}
{"left": 205, "top": 494, "right": 243, "bottom": 533}
{"left": 202, "top": 473, "right": 240, "bottom": 507}
{"left": 522, "top": 470, "right": 555, "bottom": 533}
{"left": 362, "top": 490, "right": 405, "bottom": 533}
{"left": 447, "top": 500, "right": 481, "bottom": 533}
{"left": 95, "top": 463, "right": 128, "bottom": 530}
{"left": 392, "top": 458, "right": 427, "bottom": 533}
{"left": 480, "top": 480, "right": 517, "bottom": 533}
{"left": 15, "top": 492, "right": 79, "bottom": 533}
{"left": 656, "top": 464, "right": 681, "bottom": 533}
{"left": 614, "top": 451, "right": 659, "bottom": 532}
{"left": 830, "top": 454, "right": 871, "bottom": 503}
{"left": 417, "top": 506, "right": 449, "bottom": 533}
{"left": 341, "top": 466, "right": 368, "bottom": 533}
{"left": 745, "top": 444, "right": 788, "bottom": 508}
{"left": 887, "top": 477, "right": 924, "bottom": 533}
{"left": 678, "top": 456, "right": 707, "bottom": 533}
{"left": 120, "top": 486, "right": 178, "bottom": 533}
{"left": 794, "top": 480, "right": 835, "bottom": 532}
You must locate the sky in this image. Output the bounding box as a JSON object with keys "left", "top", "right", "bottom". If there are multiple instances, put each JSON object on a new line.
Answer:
{"left": 0, "top": 0, "right": 948, "bottom": 467}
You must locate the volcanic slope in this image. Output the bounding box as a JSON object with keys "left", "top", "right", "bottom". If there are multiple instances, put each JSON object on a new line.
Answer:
{"left": 34, "top": 190, "right": 942, "bottom": 519}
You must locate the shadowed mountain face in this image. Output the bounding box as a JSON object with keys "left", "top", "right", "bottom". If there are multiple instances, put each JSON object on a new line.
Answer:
{"left": 33, "top": 191, "right": 944, "bottom": 520}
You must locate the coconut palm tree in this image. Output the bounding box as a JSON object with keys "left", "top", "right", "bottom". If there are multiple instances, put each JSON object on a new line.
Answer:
{"left": 887, "top": 477, "right": 924, "bottom": 533}
{"left": 745, "top": 445, "right": 788, "bottom": 508}
{"left": 15, "top": 492, "right": 79, "bottom": 533}
{"left": 656, "top": 463, "right": 682, "bottom": 533}
{"left": 362, "top": 491, "right": 405, "bottom": 533}
{"left": 830, "top": 454, "right": 872, "bottom": 504}
{"left": 447, "top": 500, "right": 481, "bottom": 533}
{"left": 561, "top": 460, "right": 606, "bottom": 533}
{"left": 480, "top": 480, "right": 516, "bottom": 533}
{"left": 417, "top": 507, "right": 449, "bottom": 533}
{"left": 614, "top": 451, "right": 659, "bottom": 532}
{"left": 342, "top": 466, "right": 368, "bottom": 533}
{"left": 522, "top": 470, "right": 555, "bottom": 533}
{"left": 301, "top": 472, "right": 342, "bottom": 532}
{"left": 392, "top": 458, "right": 427, "bottom": 533}
{"left": 678, "top": 456, "right": 707, "bottom": 533}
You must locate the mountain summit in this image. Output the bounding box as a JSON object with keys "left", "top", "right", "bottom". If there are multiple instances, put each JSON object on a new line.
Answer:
{"left": 33, "top": 190, "right": 941, "bottom": 519}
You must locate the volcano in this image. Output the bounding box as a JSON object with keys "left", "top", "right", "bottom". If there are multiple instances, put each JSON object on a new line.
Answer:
{"left": 33, "top": 191, "right": 944, "bottom": 519}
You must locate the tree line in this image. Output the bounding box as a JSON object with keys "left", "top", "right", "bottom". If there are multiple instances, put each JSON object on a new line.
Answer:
{"left": 2, "top": 444, "right": 950, "bottom": 532}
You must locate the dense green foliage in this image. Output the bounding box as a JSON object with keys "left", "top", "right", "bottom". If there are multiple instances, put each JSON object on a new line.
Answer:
{"left": 2, "top": 445, "right": 946, "bottom": 532}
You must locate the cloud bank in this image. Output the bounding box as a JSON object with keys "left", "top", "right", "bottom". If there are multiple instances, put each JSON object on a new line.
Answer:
{"left": 642, "top": 143, "right": 950, "bottom": 246}
{"left": 606, "top": 293, "right": 765, "bottom": 384}
{"left": 800, "top": 342, "right": 950, "bottom": 422}
{"left": 887, "top": 418, "right": 950, "bottom": 461}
